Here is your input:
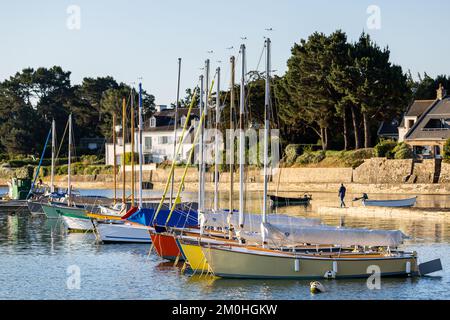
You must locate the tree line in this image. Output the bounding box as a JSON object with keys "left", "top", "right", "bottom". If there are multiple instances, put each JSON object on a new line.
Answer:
{"left": 1, "top": 30, "right": 448, "bottom": 158}
{"left": 0, "top": 66, "right": 155, "bottom": 156}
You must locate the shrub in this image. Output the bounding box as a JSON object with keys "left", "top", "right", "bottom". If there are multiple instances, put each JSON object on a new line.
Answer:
{"left": 284, "top": 145, "right": 299, "bottom": 163}
{"left": 444, "top": 138, "right": 450, "bottom": 160}
{"left": 56, "top": 164, "right": 68, "bottom": 175}
{"left": 0, "top": 154, "right": 9, "bottom": 163}
{"left": 295, "top": 150, "right": 326, "bottom": 165}
{"left": 374, "top": 140, "right": 398, "bottom": 158}
{"left": 80, "top": 155, "right": 96, "bottom": 165}
{"left": 14, "top": 165, "right": 35, "bottom": 179}
{"left": 393, "top": 143, "right": 413, "bottom": 159}
{"left": 341, "top": 148, "right": 374, "bottom": 167}
{"left": 122, "top": 152, "right": 139, "bottom": 165}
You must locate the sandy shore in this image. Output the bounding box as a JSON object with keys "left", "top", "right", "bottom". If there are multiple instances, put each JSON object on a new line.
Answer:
{"left": 318, "top": 206, "right": 450, "bottom": 220}
{"left": 4, "top": 179, "right": 450, "bottom": 196}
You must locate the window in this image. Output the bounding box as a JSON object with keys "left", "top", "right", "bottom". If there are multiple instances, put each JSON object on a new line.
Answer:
{"left": 144, "top": 137, "right": 152, "bottom": 150}
{"left": 150, "top": 117, "right": 156, "bottom": 128}
{"left": 158, "top": 136, "right": 169, "bottom": 144}
{"left": 88, "top": 143, "right": 97, "bottom": 150}
{"left": 180, "top": 116, "right": 187, "bottom": 127}
{"left": 144, "top": 154, "right": 152, "bottom": 164}
{"left": 423, "top": 118, "right": 450, "bottom": 130}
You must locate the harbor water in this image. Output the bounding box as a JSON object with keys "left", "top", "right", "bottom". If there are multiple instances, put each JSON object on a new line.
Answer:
{"left": 0, "top": 187, "right": 449, "bottom": 300}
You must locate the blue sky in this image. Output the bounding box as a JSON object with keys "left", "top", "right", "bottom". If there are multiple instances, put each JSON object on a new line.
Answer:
{"left": 0, "top": 0, "right": 448, "bottom": 105}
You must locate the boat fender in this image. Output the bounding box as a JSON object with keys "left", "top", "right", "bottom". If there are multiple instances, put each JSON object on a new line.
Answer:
{"left": 310, "top": 281, "right": 325, "bottom": 294}
{"left": 294, "top": 259, "right": 300, "bottom": 272}
{"left": 324, "top": 270, "right": 336, "bottom": 279}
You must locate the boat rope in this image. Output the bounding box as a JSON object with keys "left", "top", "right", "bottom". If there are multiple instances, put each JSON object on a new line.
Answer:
{"left": 173, "top": 254, "right": 181, "bottom": 267}
{"left": 162, "top": 76, "right": 217, "bottom": 227}
{"left": 164, "top": 106, "right": 206, "bottom": 226}
{"left": 27, "top": 128, "right": 52, "bottom": 200}
{"left": 151, "top": 87, "right": 199, "bottom": 224}
{"left": 181, "top": 262, "right": 187, "bottom": 274}
{"left": 147, "top": 242, "right": 154, "bottom": 260}
{"left": 55, "top": 117, "right": 69, "bottom": 164}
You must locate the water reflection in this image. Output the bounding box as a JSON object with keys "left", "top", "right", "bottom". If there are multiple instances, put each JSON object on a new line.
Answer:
{"left": 0, "top": 190, "right": 449, "bottom": 299}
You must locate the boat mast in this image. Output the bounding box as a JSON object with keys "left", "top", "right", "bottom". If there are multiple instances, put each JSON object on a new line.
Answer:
{"left": 50, "top": 119, "right": 56, "bottom": 193}
{"left": 239, "top": 44, "right": 246, "bottom": 229}
{"left": 131, "top": 89, "right": 135, "bottom": 207}
{"left": 229, "top": 56, "right": 235, "bottom": 218}
{"left": 214, "top": 67, "right": 220, "bottom": 211}
{"left": 201, "top": 59, "right": 210, "bottom": 211}
{"left": 262, "top": 38, "right": 271, "bottom": 238}
{"left": 113, "top": 113, "right": 117, "bottom": 205}
{"left": 67, "top": 113, "right": 72, "bottom": 204}
{"left": 198, "top": 75, "right": 204, "bottom": 211}
{"left": 122, "top": 98, "right": 126, "bottom": 205}
{"left": 170, "top": 58, "right": 182, "bottom": 207}
{"left": 138, "top": 83, "right": 143, "bottom": 208}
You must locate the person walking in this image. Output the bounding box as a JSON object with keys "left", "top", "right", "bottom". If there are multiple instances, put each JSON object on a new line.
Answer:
{"left": 338, "top": 183, "right": 346, "bottom": 208}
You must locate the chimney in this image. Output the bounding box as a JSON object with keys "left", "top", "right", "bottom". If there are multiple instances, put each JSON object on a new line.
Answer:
{"left": 437, "top": 83, "right": 447, "bottom": 100}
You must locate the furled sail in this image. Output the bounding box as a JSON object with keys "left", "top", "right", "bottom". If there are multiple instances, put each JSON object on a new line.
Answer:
{"left": 244, "top": 223, "right": 407, "bottom": 247}
{"left": 199, "top": 211, "right": 321, "bottom": 233}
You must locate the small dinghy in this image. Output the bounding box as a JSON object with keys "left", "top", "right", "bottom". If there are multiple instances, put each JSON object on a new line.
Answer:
{"left": 356, "top": 194, "right": 417, "bottom": 208}
{"left": 269, "top": 194, "right": 312, "bottom": 208}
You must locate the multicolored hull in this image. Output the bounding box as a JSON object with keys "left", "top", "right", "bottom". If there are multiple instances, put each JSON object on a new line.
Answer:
{"left": 151, "top": 233, "right": 183, "bottom": 261}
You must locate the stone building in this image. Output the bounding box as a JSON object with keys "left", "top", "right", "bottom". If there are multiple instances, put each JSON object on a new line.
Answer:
{"left": 398, "top": 84, "right": 450, "bottom": 159}
{"left": 105, "top": 107, "right": 200, "bottom": 165}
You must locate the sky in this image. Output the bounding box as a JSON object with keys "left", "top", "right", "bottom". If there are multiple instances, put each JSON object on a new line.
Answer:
{"left": 0, "top": 0, "right": 449, "bottom": 105}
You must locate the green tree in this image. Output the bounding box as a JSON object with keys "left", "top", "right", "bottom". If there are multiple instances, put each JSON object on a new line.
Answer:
{"left": 276, "top": 31, "right": 349, "bottom": 150}
{"left": 0, "top": 81, "right": 41, "bottom": 154}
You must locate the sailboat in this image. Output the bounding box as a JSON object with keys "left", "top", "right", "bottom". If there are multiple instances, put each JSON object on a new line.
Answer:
{"left": 93, "top": 82, "right": 199, "bottom": 243}
{"left": 27, "top": 119, "right": 67, "bottom": 215}
{"left": 45, "top": 114, "right": 95, "bottom": 231}
{"left": 174, "top": 46, "right": 319, "bottom": 273}
{"left": 199, "top": 38, "right": 442, "bottom": 280}
{"left": 150, "top": 58, "right": 216, "bottom": 261}
{"left": 154, "top": 55, "right": 315, "bottom": 267}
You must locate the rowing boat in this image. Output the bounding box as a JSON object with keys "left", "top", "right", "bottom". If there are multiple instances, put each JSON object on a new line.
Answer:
{"left": 268, "top": 194, "right": 312, "bottom": 208}
{"left": 363, "top": 197, "right": 417, "bottom": 208}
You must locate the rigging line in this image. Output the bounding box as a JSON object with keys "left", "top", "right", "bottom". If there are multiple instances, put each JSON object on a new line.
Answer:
{"left": 55, "top": 117, "right": 69, "bottom": 162}
{"left": 245, "top": 43, "right": 266, "bottom": 128}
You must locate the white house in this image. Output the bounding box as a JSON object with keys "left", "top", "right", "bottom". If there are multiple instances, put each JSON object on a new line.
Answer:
{"left": 105, "top": 107, "right": 200, "bottom": 165}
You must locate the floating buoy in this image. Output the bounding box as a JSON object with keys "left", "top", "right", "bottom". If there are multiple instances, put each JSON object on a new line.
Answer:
{"left": 323, "top": 270, "right": 336, "bottom": 279}
{"left": 310, "top": 281, "right": 325, "bottom": 294}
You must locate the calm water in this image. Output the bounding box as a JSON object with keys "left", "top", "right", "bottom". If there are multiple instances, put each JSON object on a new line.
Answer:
{"left": 0, "top": 187, "right": 449, "bottom": 300}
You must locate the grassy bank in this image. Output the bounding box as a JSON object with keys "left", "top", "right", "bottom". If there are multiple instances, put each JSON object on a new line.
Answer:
{"left": 283, "top": 148, "right": 374, "bottom": 168}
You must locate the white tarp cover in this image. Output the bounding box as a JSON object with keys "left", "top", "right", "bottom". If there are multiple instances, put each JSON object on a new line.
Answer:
{"left": 246, "top": 223, "right": 406, "bottom": 247}
{"left": 199, "top": 212, "right": 321, "bottom": 233}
